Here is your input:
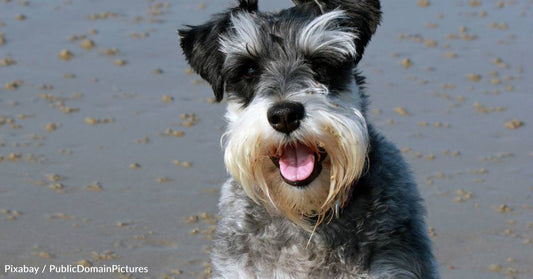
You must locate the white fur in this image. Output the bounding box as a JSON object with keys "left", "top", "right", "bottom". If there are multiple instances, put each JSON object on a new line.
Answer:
{"left": 298, "top": 10, "right": 358, "bottom": 58}
{"left": 220, "top": 13, "right": 261, "bottom": 56}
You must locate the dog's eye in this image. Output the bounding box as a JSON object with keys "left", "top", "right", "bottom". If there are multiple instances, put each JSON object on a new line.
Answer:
{"left": 246, "top": 67, "right": 258, "bottom": 76}
{"left": 242, "top": 64, "right": 260, "bottom": 80}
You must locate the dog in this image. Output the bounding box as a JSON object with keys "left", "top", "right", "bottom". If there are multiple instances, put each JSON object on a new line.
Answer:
{"left": 179, "top": 0, "right": 439, "bottom": 278}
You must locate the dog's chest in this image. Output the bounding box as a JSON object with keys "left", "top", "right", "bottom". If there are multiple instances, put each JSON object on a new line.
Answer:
{"left": 247, "top": 227, "right": 361, "bottom": 278}
{"left": 217, "top": 217, "right": 368, "bottom": 279}
{"left": 213, "top": 180, "right": 369, "bottom": 279}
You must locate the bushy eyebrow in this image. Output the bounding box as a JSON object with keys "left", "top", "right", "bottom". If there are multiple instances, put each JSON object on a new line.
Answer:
{"left": 219, "top": 12, "right": 262, "bottom": 57}
{"left": 298, "top": 10, "right": 357, "bottom": 59}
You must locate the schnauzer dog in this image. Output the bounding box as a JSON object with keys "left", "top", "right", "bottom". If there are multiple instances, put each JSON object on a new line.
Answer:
{"left": 179, "top": 0, "right": 439, "bottom": 278}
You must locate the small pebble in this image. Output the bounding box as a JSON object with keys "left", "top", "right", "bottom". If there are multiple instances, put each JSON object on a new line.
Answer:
{"left": 401, "top": 58, "right": 413, "bottom": 69}
{"left": 114, "top": 59, "right": 127, "bottom": 66}
{"left": 58, "top": 50, "right": 74, "bottom": 61}
{"left": 162, "top": 95, "right": 174, "bottom": 103}
{"left": 45, "top": 123, "right": 60, "bottom": 132}
{"left": 394, "top": 107, "right": 410, "bottom": 116}
{"left": 467, "top": 73, "right": 482, "bottom": 82}
{"left": 416, "top": 0, "right": 430, "bottom": 7}
{"left": 80, "top": 39, "right": 96, "bottom": 50}
{"left": 504, "top": 119, "right": 523, "bottom": 130}
{"left": 489, "top": 264, "right": 502, "bottom": 272}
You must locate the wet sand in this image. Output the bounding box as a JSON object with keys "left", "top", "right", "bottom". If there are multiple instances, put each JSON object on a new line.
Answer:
{"left": 0, "top": 0, "right": 531, "bottom": 278}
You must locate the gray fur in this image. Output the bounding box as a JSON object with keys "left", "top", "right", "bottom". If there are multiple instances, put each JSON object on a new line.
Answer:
{"left": 178, "top": 1, "right": 439, "bottom": 278}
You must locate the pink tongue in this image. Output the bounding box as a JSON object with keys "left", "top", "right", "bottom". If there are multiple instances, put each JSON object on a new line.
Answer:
{"left": 279, "top": 145, "right": 315, "bottom": 182}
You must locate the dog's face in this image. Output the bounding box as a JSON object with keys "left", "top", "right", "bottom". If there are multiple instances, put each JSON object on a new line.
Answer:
{"left": 179, "top": 0, "right": 381, "bottom": 228}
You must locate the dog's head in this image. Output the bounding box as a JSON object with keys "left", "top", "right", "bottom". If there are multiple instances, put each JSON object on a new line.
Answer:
{"left": 179, "top": 0, "right": 381, "bottom": 229}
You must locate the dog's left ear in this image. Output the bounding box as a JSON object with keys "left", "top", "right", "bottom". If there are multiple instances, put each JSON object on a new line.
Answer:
{"left": 178, "top": 0, "right": 258, "bottom": 102}
{"left": 293, "top": 0, "right": 381, "bottom": 64}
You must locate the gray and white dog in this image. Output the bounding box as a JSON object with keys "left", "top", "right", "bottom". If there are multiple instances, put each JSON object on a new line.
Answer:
{"left": 179, "top": 0, "right": 439, "bottom": 278}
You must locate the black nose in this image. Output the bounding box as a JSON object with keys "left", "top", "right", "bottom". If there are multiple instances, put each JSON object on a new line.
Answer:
{"left": 267, "top": 102, "right": 305, "bottom": 134}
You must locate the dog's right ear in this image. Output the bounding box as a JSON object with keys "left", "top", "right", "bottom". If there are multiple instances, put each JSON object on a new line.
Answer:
{"left": 178, "top": 18, "right": 229, "bottom": 102}
{"left": 178, "top": 0, "right": 258, "bottom": 102}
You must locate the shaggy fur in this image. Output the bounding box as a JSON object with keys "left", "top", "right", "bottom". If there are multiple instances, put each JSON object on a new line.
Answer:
{"left": 178, "top": 0, "right": 439, "bottom": 278}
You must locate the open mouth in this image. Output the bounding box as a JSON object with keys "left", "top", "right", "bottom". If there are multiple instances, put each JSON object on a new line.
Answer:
{"left": 270, "top": 144, "right": 327, "bottom": 187}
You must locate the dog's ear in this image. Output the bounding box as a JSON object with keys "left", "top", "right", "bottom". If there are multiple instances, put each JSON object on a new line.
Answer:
{"left": 292, "top": 0, "right": 381, "bottom": 64}
{"left": 239, "top": 0, "right": 258, "bottom": 11}
{"left": 178, "top": 17, "right": 228, "bottom": 102}
{"left": 178, "top": 1, "right": 258, "bottom": 102}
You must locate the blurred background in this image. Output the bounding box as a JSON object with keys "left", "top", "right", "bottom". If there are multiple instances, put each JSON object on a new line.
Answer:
{"left": 0, "top": 0, "right": 531, "bottom": 278}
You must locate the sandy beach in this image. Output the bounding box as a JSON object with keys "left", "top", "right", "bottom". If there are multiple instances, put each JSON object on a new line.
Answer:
{"left": 0, "top": 0, "right": 531, "bottom": 278}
